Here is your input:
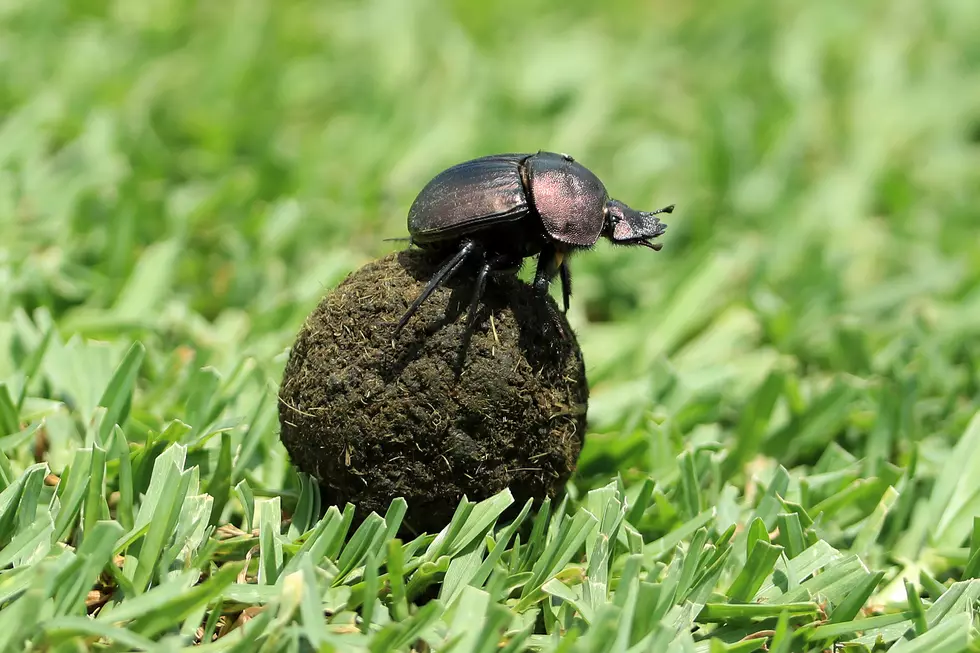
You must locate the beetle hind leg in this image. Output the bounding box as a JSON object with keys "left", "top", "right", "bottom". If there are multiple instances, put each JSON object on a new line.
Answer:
{"left": 394, "top": 239, "right": 478, "bottom": 336}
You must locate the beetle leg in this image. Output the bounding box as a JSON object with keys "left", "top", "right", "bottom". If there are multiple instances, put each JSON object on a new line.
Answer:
{"left": 532, "top": 248, "right": 559, "bottom": 296}
{"left": 454, "top": 254, "right": 510, "bottom": 372}
{"left": 532, "top": 249, "right": 569, "bottom": 340}
{"left": 559, "top": 261, "right": 572, "bottom": 313}
{"left": 465, "top": 260, "right": 492, "bottom": 332}
{"left": 394, "top": 239, "right": 478, "bottom": 335}
{"left": 455, "top": 258, "right": 492, "bottom": 370}
{"left": 463, "top": 254, "right": 510, "bottom": 330}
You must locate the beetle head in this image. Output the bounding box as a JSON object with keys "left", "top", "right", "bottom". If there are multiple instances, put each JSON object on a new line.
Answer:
{"left": 603, "top": 200, "right": 672, "bottom": 250}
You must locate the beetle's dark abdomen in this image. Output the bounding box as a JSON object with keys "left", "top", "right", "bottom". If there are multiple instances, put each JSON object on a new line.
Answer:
{"left": 526, "top": 153, "right": 608, "bottom": 247}
{"left": 408, "top": 154, "right": 532, "bottom": 244}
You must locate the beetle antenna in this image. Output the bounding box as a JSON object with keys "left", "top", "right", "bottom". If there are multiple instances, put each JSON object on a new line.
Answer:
{"left": 643, "top": 204, "right": 674, "bottom": 217}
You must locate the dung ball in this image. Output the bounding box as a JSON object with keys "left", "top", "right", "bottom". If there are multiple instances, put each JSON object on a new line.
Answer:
{"left": 277, "top": 250, "right": 589, "bottom": 535}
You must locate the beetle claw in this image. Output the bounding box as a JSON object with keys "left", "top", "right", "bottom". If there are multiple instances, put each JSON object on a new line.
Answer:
{"left": 536, "top": 302, "right": 568, "bottom": 342}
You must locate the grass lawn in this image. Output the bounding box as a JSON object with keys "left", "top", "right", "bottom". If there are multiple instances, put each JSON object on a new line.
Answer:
{"left": 2, "top": 0, "right": 980, "bottom": 650}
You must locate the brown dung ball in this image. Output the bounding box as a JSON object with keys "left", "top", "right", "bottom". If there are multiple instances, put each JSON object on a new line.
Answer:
{"left": 277, "top": 250, "right": 589, "bottom": 535}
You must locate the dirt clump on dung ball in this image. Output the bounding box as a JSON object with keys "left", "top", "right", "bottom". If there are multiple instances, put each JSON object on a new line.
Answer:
{"left": 278, "top": 250, "right": 589, "bottom": 535}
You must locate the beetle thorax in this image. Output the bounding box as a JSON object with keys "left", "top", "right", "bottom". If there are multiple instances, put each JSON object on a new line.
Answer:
{"left": 524, "top": 153, "right": 608, "bottom": 248}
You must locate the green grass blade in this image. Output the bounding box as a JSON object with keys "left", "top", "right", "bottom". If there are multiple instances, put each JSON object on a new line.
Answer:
{"left": 727, "top": 541, "right": 783, "bottom": 602}
{"left": 95, "top": 341, "right": 145, "bottom": 445}
{"left": 206, "top": 431, "right": 233, "bottom": 529}
{"left": 256, "top": 496, "right": 283, "bottom": 585}
{"left": 0, "top": 384, "right": 18, "bottom": 437}
{"left": 52, "top": 520, "right": 124, "bottom": 616}
{"left": 39, "top": 616, "right": 157, "bottom": 651}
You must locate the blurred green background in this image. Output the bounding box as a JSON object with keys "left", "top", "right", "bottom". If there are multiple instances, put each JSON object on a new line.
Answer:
{"left": 4, "top": 1, "right": 980, "bottom": 648}
{"left": 2, "top": 0, "right": 980, "bottom": 503}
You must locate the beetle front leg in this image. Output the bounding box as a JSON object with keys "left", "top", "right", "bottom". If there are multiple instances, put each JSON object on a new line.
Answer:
{"left": 532, "top": 247, "right": 560, "bottom": 297}
{"left": 559, "top": 261, "right": 572, "bottom": 313}
{"left": 532, "top": 248, "right": 568, "bottom": 340}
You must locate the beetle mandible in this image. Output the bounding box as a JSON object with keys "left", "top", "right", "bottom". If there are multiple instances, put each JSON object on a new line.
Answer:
{"left": 393, "top": 151, "right": 672, "bottom": 337}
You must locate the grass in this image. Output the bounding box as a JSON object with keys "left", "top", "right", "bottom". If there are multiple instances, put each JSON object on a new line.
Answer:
{"left": 2, "top": 0, "right": 980, "bottom": 650}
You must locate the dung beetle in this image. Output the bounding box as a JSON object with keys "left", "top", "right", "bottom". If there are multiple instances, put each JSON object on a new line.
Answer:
{"left": 394, "top": 151, "right": 672, "bottom": 337}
